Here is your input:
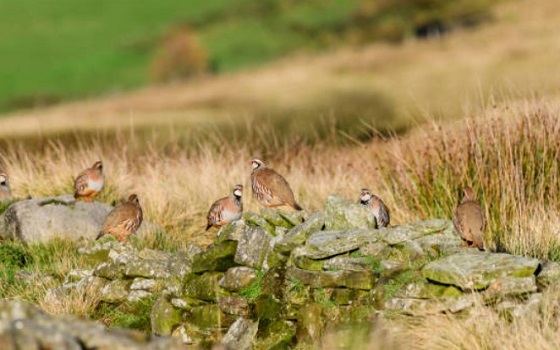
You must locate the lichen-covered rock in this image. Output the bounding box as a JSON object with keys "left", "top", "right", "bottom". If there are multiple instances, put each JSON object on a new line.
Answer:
{"left": 422, "top": 251, "right": 541, "bottom": 290}
{"left": 482, "top": 276, "right": 537, "bottom": 302}
{"left": 151, "top": 296, "right": 183, "bottom": 336}
{"left": 188, "top": 304, "right": 236, "bottom": 330}
{"left": 130, "top": 278, "right": 157, "bottom": 291}
{"left": 100, "top": 279, "right": 132, "bottom": 303}
{"left": 287, "top": 268, "right": 375, "bottom": 290}
{"left": 2, "top": 195, "right": 158, "bottom": 243}
{"left": 275, "top": 212, "right": 325, "bottom": 254}
{"left": 324, "top": 195, "right": 376, "bottom": 230}
{"left": 216, "top": 220, "right": 247, "bottom": 243}
{"left": 128, "top": 290, "right": 153, "bottom": 302}
{"left": 217, "top": 296, "right": 251, "bottom": 316}
{"left": 258, "top": 320, "right": 297, "bottom": 349}
{"left": 243, "top": 212, "right": 276, "bottom": 234}
{"left": 536, "top": 261, "right": 560, "bottom": 287}
{"left": 0, "top": 300, "right": 184, "bottom": 349}
{"left": 183, "top": 272, "right": 226, "bottom": 302}
{"left": 78, "top": 241, "right": 125, "bottom": 265}
{"left": 323, "top": 256, "right": 374, "bottom": 272}
{"left": 191, "top": 241, "right": 238, "bottom": 273}
{"left": 385, "top": 294, "right": 478, "bottom": 316}
{"left": 295, "top": 229, "right": 380, "bottom": 260}
{"left": 94, "top": 261, "right": 125, "bottom": 280}
{"left": 396, "top": 280, "right": 463, "bottom": 299}
{"left": 296, "top": 303, "right": 324, "bottom": 345}
{"left": 254, "top": 294, "right": 285, "bottom": 320}
{"left": 496, "top": 293, "right": 542, "bottom": 320}
{"left": 124, "top": 258, "right": 171, "bottom": 279}
{"left": 234, "top": 226, "right": 273, "bottom": 269}
{"left": 260, "top": 208, "right": 298, "bottom": 229}
{"left": 385, "top": 219, "right": 453, "bottom": 245}
{"left": 219, "top": 267, "right": 258, "bottom": 292}
{"left": 294, "top": 255, "right": 325, "bottom": 271}
{"left": 221, "top": 317, "right": 259, "bottom": 350}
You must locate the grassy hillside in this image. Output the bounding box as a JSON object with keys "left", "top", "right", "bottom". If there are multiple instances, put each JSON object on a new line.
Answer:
{"left": 0, "top": 0, "right": 557, "bottom": 145}
{"left": 0, "top": 0, "right": 494, "bottom": 112}
{"left": 1, "top": 0, "right": 560, "bottom": 346}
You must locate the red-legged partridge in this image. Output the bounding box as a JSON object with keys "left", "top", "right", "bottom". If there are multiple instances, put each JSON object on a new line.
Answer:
{"left": 358, "top": 188, "right": 390, "bottom": 228}
{"left": 0, "top": 173, "right": 12, "bottom": 201}
{"left": 453, "top": 187, "right": 485, "bottom": 250}
{"left": 96, "top": 194, "right": 143, "bottom": 243}
{"left": 74, "top": 160, "right": 104, "bottom": 202}
{"left": 249, "top": 158, "right": 303, "bottom": 211}
{"left": 206, "top": 184, "right": 243, "bottom": 230}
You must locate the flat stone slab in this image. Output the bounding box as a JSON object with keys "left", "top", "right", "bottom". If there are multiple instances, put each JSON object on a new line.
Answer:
{"left": 234, "top": 226, "right": 273, "bottom": 269}
{"left": 385, "top": 294, "right": 478, "bottom": 316}
{"left": 422, "top": 251, "right": 541, "bottom": 290}
{"left": 324, "top": 194, "right": 376, "bottom": 230}
{"left": 296, "top": 219, "right": 454, "bottom": 260}
{"left": 287, "top": 267, "right": 375, "bottom": 290}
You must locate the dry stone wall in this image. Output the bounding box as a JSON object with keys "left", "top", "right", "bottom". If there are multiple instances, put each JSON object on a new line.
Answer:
{"left": 50, "top": 194, "right": 557, "bottom": 349}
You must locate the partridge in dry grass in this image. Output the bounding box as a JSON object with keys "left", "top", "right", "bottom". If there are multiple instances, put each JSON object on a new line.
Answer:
{"left": 96, "top": 194, "right": 143, "bottom": 243}
{"left": 0, "top": 173, "right": 12, "bottom": 201}
{"left": 358, "top": 188, "right": 390, "bottom": 228}
{"left": 249, "top": 157, "right": 303, "bottom": 211}
{"left": 453, "top": 187, "right": 485, "bottom": 250}
{"left": 74, "top": 160, "right": 104, "bottom": 202}
{"left": 206, "top": 184, "right": 243, "bottom": 230}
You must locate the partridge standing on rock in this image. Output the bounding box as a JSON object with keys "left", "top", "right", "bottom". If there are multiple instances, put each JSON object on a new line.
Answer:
{"left": 74, "top": 160, "right": 104, "bottom": 202}
{"left": 358, "top": 188, "right": 390, "bottom": 228}
{"left": 453, "top": 187, "right": 485, "bottom": 250}
{"left": 96, "top": 194, "right": 143, "bottom": 243}
{"left": 249, "top": 157, "right": 303, "bottom": 211}
{"left": 0, "top": 173, "right": 12, "bottom": 201}
{"left": 206, "top": 184, "right": 244, "bottom": 230}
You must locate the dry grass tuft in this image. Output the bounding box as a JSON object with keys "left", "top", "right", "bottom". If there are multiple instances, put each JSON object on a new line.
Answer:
{"left": 398, "top": 286, "right": 560, "bottom": 350}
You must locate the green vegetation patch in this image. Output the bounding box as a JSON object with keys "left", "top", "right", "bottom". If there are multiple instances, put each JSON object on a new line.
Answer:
{"left": 240, "top": 270, "right": 265, "bottom": 301}
{"left": 94, "top": 296, "right": 156, "bottom": 332}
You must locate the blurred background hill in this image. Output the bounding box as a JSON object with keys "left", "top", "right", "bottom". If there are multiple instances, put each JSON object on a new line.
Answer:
{"left": 0, "top": 0, "right": 558, "bottom": 144}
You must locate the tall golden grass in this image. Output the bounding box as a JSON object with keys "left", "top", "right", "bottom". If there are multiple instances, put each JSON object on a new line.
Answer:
{"left": 1, "top": 98, "right": 560, "bottom": 346}
{"left": 2, "top": 98, "right": 559, "bottom": 257}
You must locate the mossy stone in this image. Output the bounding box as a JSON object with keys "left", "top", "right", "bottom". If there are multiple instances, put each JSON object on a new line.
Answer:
{"left": 254, "top": 293, "right": 285, "bottom": 320}
{"left": 219, "top": 267, "right": 258, "bottom": 292}
{"left": 183, "top": 272, "right": 226, "bottom": 302}
{"left": 188, "top": 304, "right": 236, "bottom": 330}
{"left": 100, "top": 279, "right": 132, "bottom": 303}
{"left": 296, "top": 302, "right": 324, "bottom": 345}
{"left": 151, "top": 296, "right": 184, "bottom": 336}
{"left": 217, "top": 296, "right": 251, "bottom": 316}
{"left": 243, "top": 212, "right": 276, "bottom": 234}
{"left": 422, "top": 251, "right": 541, "bottom": 290}
{"left": 324, "top": 195, "right": 376, "bottom": 230}
{"left": 287, "top": 267, "right": 375, "bottom": 290}
{"left": 191, "top": 241, "right": 238, "bottom": 273}
{"left": 124, "top": 258, "right": 170, "bottom": 279}
{"left": 234, "top": 226, "right": 273, "bottom": 269}
{"left": 294, "top": 255, "right": 324, "bottom": 271}
{"left": 257, "top": 319, "right": 297, "bottom": 350}
{"left": 275, "top": 212, "right": 325, "bottom": 254}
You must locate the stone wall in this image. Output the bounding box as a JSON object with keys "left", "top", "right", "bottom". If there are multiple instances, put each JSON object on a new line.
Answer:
{"left": 57, "top": 195, "right": 559, "bottom": 349}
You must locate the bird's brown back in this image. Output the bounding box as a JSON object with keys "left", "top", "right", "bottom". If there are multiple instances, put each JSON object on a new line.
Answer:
{"left": 102, "top": 202, "right": 143, "bottom": 236}
{"left": 252, "top": 168, "right": 299, "bottom": 208}
{"left": 453, "top": 200, "right": 485, "bottom": 249}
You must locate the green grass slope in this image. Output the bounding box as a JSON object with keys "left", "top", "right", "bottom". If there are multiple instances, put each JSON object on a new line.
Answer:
{"left": 0, "top": 0, "right": 493, "bottom": 112}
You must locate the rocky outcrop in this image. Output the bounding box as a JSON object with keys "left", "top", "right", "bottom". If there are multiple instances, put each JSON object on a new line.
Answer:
{"left": 54, "top": 194, "right": 548, "bottom": 348}
{"left": 1, "top": 195, "right": 159, "bottom": 243}
{"left": 0, "top": 299, "right": 183, "bottom": 350}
